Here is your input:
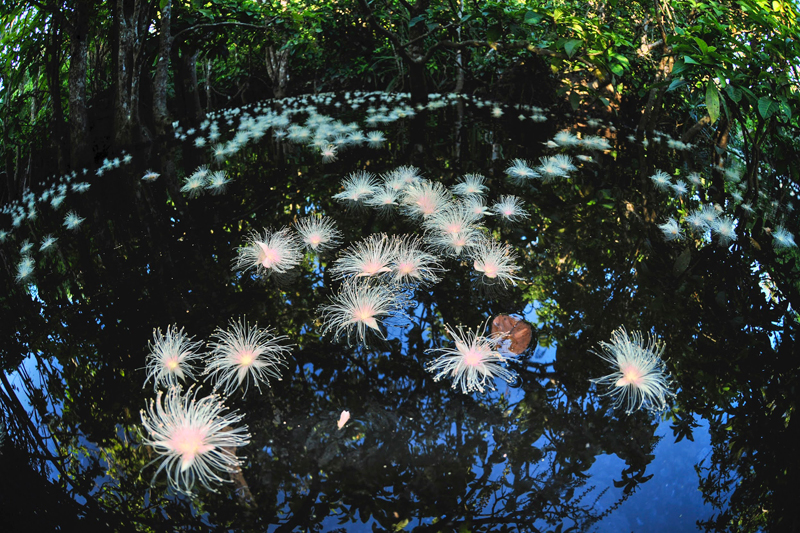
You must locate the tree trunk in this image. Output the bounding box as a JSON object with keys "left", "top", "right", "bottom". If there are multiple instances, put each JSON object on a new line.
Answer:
{"left": 153, "top": 0, "right": 172, "bottom": 137}
{"left": 265, "top": 46, "right": 290, "bottom": 99}
{"left": 114, "top": 0, "right": 133, "bottom": 145}
{"left": 113, "top": 0, "right": 151, "bottom": 145}
{"left": 407, "top": 61, "right": 428, "bottom": 104}
{"left": 454, "top": 0, "right": 465, "bottom": 93}
{"left": 182, "top": 49, "right": 202, "bottom": 122}
{"left": 45, "top": 16, "right": 67, "bottom": 174}
{"left": 204, "top": 58, "right": 212, "bottom": 112}
{"left": 68, "top": 0, "right": 91, "bottom": 169}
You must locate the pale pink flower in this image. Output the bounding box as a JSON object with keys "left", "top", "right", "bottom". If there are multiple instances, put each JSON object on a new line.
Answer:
{"left": 140, "top": 386, "right": 250, "bottom": 496}
{"left": 329, "top": 233, "right": 398, "bottom": 280}
{"left": 204, "top": 318, "right": 292, "bottom": 397}
{"left": 294, "top": 216, "right": 342, "bottom": 252}
{"left": 471, "top": 238, "right": 521, "bottom": 286}
{"left": 144, "top": 325, "right": 204, "bottom": 390}
{"left": 391, "top": 236, "right": 445, "bottom": 286}
{"left": 337, "top": 410, "right": 350, "bottom": 430}
{"left": 426, "top": 322, "right": 518, "bottom": 394}
{"left": 332, "top": 170, "right": 379, "bottom": 204}
{"left": 401, "top": 179, "right": 450, "bottom": 219}
{"left": 451, "top": 174, "right": 488, "bottom": 197}
{"left": 590, "top": 328, "right": 673, "bottom": 414}
{"left": 492, "top": 195, "right": 529, "bottom": 223}
{"left": 319, "top": 280, "right": 403, "bottom": 345}
{"left": 234, "top": 227, "right": 303, "bottom": 278}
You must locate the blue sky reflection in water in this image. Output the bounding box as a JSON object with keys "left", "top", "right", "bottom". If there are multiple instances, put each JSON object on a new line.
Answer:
{"left": 0, "top": 91, "right": 795, "bottom": 531}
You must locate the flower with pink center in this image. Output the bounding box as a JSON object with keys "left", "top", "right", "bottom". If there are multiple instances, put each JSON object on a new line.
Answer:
{"left": 471, "top": 238, "right": 521, "bottom": 286}
{"left": 390, "top": 236, "right": 444, "bottom": 286}
{"left": 392, "top": 165, "right": 423, "bottom": 186}
{"left": 590, "top": 327, "right": 673, "bottom": 414}
{"left": 235, "top": 227, "right": 303, "bottom": 278}
{"left": 451, "top": 173, "right": 488, "bottom": 197}
{"left": 144, "top": 325, "right": 205, "bottom": 390}
{"left": 364, "top": 185, "right": 401, "bottom": 213}
{"left": 140, "top": 386, "right": 250, "bottom": 496}
{"left": 401, "top": 179, "right": 450, "bottom": 219}
{"left": 423, "top": 203, "right": 482, "bottom": 235}
{"left": 492, "top": 195, "right": 530, "bottom": 224}
{"left": 329, "top": 233, "right": 398, "bottom": 280}
{"left": 320, "top": 144, "right": 338, "bottom": 163}
{"left": 319, "top": 280, "right": 403, "bottom": 346}
{"left": 332, "top": 170, "right": 379, "bottom": 204}
{"left": 204, "top": 317, "right": 292, "bottom": 397}
{"left": 294, "top": 216, "right": 342, "bottom": 253}
{"left": 426, "top": 322, "right": 518, "bottom": 394}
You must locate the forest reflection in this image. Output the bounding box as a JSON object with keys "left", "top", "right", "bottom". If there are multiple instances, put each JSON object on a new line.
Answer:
{"left": 1, "top": 92, "right": 797, "bottom": 532}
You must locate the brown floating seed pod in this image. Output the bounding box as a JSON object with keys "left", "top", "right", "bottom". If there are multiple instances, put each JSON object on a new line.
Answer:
{"left": 491, "top": 314, "right": 533, "bottom": 354}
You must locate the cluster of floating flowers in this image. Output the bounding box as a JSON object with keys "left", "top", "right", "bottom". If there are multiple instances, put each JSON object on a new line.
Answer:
{"left": 140, "top": 318, "right": 293, "bottom": 496}
{"left": 324, "top": 164, "right": 527, "bottom": 391}
{"left": 0, "top": 168, "right": 92, "bottom": 284}
{"left": 651, "top": 165, "right": 797, "bottom": 250}
{"left": 625, "top": 129, "right": 695, "bottom": 151}
{"left": 332, "top": 166, "right": 525, "bottom": 287}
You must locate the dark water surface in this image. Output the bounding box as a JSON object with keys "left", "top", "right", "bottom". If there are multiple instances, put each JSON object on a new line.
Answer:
{"left": 1, "top": 92, "right": 797, "bottom": 532}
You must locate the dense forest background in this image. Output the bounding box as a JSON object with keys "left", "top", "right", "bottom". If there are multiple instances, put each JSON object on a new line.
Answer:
{"left": 2, "top": 1, "right": 800, "bottom": 532}
{"left": 1, "top": 0, "right": 798, "bottom": 197}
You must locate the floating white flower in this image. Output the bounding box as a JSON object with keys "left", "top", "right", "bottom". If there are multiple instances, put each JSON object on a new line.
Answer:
{"left": 63, "top": 211, "right": 85, "bottom": 231}
{"left": 590, "top": 327, "right": 673, "bottom": 414}
{"left": 470, "top": 238, "right": 521, "bottom": 287}
{"left": 492, "top": 195, "right": 530, "bottom": 223}
{"left": 332, "top": 170, "right": 379, "bottom": 204}
{"left": 294, "top": 216, "right": 342, "bottom": 252}
{"left": 205, "top": 318, "right": 291, "bottom": 397}
{"left": 140, "top": 386, "right": 251, "bottom": 496}
{"left": 329, "top": 233, "right": 397, "bottom": 280}
{"left": 772, "top": 226, "right": 797, "bottom": 249}
{"left": 319, "top": 279, "right": 403, "bottom": 346}
{"left": 451, "top": 173, "right": 488, "bottom": 197}
{"left": 234, "top": 227, "right": 303, "bottom": 278}
{"left": 658, "top": 218, "right": 683, "bottom": 241}
{"left": 144, "top": 325, "right": 205, "bottom": 390}
{"left": 400, "top": 179, "right": 450, "bottom": 219}
{"left": 426, "top": 322, "right": 517, "bottom": 394}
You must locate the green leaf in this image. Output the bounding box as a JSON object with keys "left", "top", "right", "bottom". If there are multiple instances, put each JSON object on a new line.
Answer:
{"left": 758, "top": 96, "right": 778, "bottom": 119}
{"left": 408, "top": 15, "right": 424, "bottom": 27}
{"left": 667, "top": 79, "right": 688, "bottom": 92}
{"left": 693, "top": 36, "right": 709, "bottom": 54}
{"left": 523, "top": 10, "right": 544, "bottom": 24}
{"left": 724, "top": 84, "right": 742, "bottom": 103}
{"left": 706, "top": 82, "right": 720, "bottom": 124}
{"left": 564, "top": 39, "right": 582, "bottom": 58}
{"left": 486, "top": 26, "right": 502, "bottom": 43}
{"left": 671, "top": 58, "right": 688, "bottom": 75}
{"left": 610, "top": 62, "right": 624, "bottom": 76}
{"left": 673, "top": 247, "right": 691, "bottom": 276}
{"left": 778, "top": 99, "right": 791, "bottom": 120}
{"left": 683, "top": 55, "right": 700, "bottom": 64}
{"left": 569, "top": 91, "right": 581, "bottom": 110}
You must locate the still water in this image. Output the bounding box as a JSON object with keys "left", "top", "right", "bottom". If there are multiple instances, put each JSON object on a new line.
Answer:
{"left": 2, "top": 91, "right": 796, "bottom": 531}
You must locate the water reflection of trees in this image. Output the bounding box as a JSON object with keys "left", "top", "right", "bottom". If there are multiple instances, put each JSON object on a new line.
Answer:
{"left": 1, "top": 104, "right": 797, "bottom": 530}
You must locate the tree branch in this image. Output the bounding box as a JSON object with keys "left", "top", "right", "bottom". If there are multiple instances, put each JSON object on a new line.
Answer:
{"left": 172, "top": 20, "right": 276, "bottom": 42}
